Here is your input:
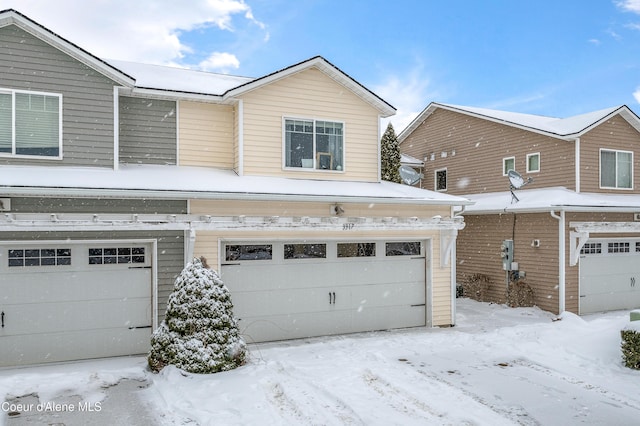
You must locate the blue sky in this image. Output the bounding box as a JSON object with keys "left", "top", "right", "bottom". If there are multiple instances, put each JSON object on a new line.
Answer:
{"left": 3, "top": 0, "right": 640, "bottom": 132}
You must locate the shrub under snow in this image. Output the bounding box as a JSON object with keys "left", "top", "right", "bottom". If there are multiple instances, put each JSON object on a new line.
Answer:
{"left": 148, "top": 257, "right": 246, "bottom": 374}
{"left": 621, "top": 318, "right": 640, "bottom": 370}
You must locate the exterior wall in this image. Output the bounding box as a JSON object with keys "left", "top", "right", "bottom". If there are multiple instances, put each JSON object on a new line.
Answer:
{"left": 119, "top": 96, "right": 177, "bottom": 165}
{"left": 8, "top": 197, "right": 187, "bottom": 214}
{"left": 0, "top": 230, "right": 184, "bottom": 324}
{"left": 457, "top": 212, "right": 562, "bottom": 314}
{"left": 400, "top": 108, "right": 576, "bottom": 194}
{"left": 191, "top": 199, "right": 454, "bottom": 326}
{"left": 178, "top": 100, "right": 234, "bottom": 168}
{"left": 238, "top": 67, "right": 380, "bottom": 182}
{"left": 0, "top": 25, "right": 117, "bottom": 167}
{"left": 579, "top": 115, "right": 640, "bottom": 193}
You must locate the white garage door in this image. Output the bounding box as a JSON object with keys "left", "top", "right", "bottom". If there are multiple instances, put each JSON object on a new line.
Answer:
{"left": 221, "top": 240, "right": 427, "bottom": 343}
{"left": 579, "top": 239, "right": 640, "bottom": 314}
{"left": 0, "top": 241, "right": 153, "bottom": 367}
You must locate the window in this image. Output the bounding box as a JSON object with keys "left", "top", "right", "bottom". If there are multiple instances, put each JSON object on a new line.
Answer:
{"left": 503, "top": 157, "right": 515, "bottom": 176}
{"left": 526, "top": 153, "right": 540, "bottom": 173}
{"left": 337, "top": 242, "right": 376, "bottom": 258}
{"left": 600, "top": 149, "right": 633, "bottom": 189}
{"left": 284, "top": 243, "right": 326, "bottom": 259}
{"left": 284, "top": 119, "right": 343, "bottom": 171}
{"left": 89, "top": 247, "right": 146, "bottom": 265}
{"left": 435, "top": 168, "right": 447, "bottom": 191}
{"left": 608, "top": 242, "right": 630, "bottom": 253}
{"left": 225, "top": 244, "right": 272, "bottom": 261}
{"left": 580, "top": 242, "right": 602, "bottom": 255}
{"left": 385, "top": 241, "right": 421, "bottom": 256}
{"left": 0, "top": 89, "right": 62, "bottom": 157}
{"left": 8, "top": 248, "right": 71, "bottom": 267}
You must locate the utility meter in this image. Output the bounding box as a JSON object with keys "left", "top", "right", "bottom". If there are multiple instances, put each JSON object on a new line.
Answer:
{"left": 501, "top": 239, "right": 514, "bottom": 271}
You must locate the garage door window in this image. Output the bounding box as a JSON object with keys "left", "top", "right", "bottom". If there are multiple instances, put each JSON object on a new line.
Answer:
{"left": 226, "top": 244, "right": 273, "bottom": 261}
{"left": 337, "top": 242, "right": 376, "bottom": 257}
{"left": 8, "top": 248, "right": 71, "bottom": 267}
{"left": 284, "top": 243, "right": 326, "bottom": 259}
{"left": 581, "top": 243, "right": 602, "bottom": 255}
{"left": 608, "top": 242, "right": 629, "bottom": 253}
{"left": 385, "top": 242, "right": 421, "bottom": 256}
{"left": 88, "top": 247, "right": 146, "bottom": 265}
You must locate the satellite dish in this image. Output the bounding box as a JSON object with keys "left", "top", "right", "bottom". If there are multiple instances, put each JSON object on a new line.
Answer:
{"left": 507, "top": 170, "right": 533, "bottom": 203}
{"left": 399, "top": 165, "right": 422, "bottom": 185}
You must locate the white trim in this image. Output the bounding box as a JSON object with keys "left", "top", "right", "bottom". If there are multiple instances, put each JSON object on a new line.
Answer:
{"left": 569, "top": 230, "right": 590, "bottom": 266}
{"left": 574, "top": 138, "right": 580, "bottom": 193}
{"left": 526, "top": 152, "right": 540, "bottom": 173}
{"left": 434, "top": 167, "right": 447, "bottom": 192}
{"left": 151, "top": 238, "right": 158, "bottom": 330}
{"left": 175, "top": 100, "right": 180, "bottom": 166}
{"left": 113, "top": 87, "right": 120, "bottom": 170}
{"left": 282, "top": 116, "right": 346, "bottom": 172}
{"left": 599, "top": 148, "right": 634, "bottom": 190}
{"left": 237, "top": 99, "right": 244, "bottom": 176}
{"left": 440, "top": 228, "right": 457, "bottom": 267}
{"left": 550, "top": 210, "right": 566, "bottom": 313}
{"left": 502, "top": 156, "right": 515, "bottom": 176}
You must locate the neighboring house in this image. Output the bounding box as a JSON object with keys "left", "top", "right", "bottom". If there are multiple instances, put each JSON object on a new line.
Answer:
{"left": 399, "top": 102, "right": 640, "bottom": 316}
{"left": 0, "top": 10, "right": 470, "bottom": 367}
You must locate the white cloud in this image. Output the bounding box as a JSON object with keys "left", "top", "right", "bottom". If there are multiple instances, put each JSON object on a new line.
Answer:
{"left": 0, "top": 0, "right": 265, "bottom": 67}
{"left": 198, "top": 52, "right": 240, "bottom": 73}
{"left": 373, "top": 63, "right": 437, "bottom": 135}
{"left": 616, "top": 0, "right": 640, "bottom": 13}
{"left": 633, "top": 87, "right": 640, "bottom": 103}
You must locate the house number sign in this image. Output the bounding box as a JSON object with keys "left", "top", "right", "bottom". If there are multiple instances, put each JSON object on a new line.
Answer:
{"left": 343, "top": 223, "right": 355, "bottom": 230}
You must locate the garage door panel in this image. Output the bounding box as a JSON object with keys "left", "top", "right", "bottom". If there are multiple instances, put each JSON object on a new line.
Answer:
{"left": 0, "top": 327, "right": 151, "bottom": 367}
{"left": 350, "top": 282, "right": 425, "bottom": 308}
{"left": 233, "top": 288, "right": 339, "bottom": 317}
{"left": 1, "top": 269, "right": 151, "bottom": 304}
{"left": 224, "top": 262, "right": 339, "bottom": 292}
{"left": 338, "top": 258, "right": 425, "bottom": 286}
{"left": 352, "top": 305, "right": 426, "bottom": 331}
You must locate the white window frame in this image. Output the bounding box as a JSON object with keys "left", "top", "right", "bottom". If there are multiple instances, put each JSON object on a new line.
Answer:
{"left": 599, "top": 148, "right": 633, "bottom": 190}
{"left": 282, "top": 117, "right": 345, "bottom": 172}
{"left": 526, "top": 152, "right": 540, "bottom": 173}
{"left": 0, "top": 88, "right": 63, "bottom": 159}
{"left": 435, "top": 167, "right": 447, "bottom": 192}
{"left": 503, "top": 156, "right": 515, "bottom": 176}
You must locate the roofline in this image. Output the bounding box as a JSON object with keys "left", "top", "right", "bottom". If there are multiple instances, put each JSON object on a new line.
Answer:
{"left": 223, "top": 56, "right": 397, "bottom": 118}
{"left": 0, "top": 186, "right": 472, "bottom": 206}
{"left": 463, "top": 205, "right": 640, "bottom": 215}
{"left": 398, "top": 103, "right": 640, "bottom": 143}
{"left": 0, "top": 9, "right": 135, "bottom": 87}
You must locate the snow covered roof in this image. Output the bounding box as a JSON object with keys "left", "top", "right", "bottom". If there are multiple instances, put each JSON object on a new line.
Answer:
{"left": 0, "top": 164, "right": 471, "bottom": 206}
{"left": 463, "top": 187, "right": 640, "bottom": 214}
{"left": 400, "top": 153, "right": 424, "bottom": 167}
{"left": 399, "top": 102, "right": 640, "bottom": 141}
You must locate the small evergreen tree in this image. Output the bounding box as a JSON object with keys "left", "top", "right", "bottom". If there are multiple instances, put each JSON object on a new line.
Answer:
{"left": 380, "top": 122, "right": 402, "bottom": 183}
{"left": 148, "top": 257, "right": 246, "bottom": 374}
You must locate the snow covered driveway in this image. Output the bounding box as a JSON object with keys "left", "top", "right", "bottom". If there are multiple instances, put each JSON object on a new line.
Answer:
{"left": 2, "top": 299, "right": 639, "bottom": 425}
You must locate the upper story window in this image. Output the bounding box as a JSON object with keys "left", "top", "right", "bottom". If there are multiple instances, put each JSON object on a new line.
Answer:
{"left": 0, "top": 89, "right": 62, "bottom": 158}
{"left": 503, "top": 157, "right": 515, "bottom": 176}
{"left": 600, "top": 149, "right": 633, "bottom": 189}
{"left": 284, "top": 118, "right": 344, "bottom": 171}
{"left": 526, "top": 153, "right": 540, "bottom": 173}
{"left": 435, "top": 168, "right": 447, "bottom": 191}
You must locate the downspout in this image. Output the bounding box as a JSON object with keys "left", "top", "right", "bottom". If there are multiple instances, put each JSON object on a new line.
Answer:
{"left": 237, "top": 99, "right": 244, "bottom": 176}
{"left": 574, "top": 137, "right": 580, "bottom": 193}
{"left": 550, "top": 210, "right": 566, "bottom": 313}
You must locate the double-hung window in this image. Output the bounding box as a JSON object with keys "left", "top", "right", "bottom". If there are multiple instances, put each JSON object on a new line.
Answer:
{"left": 600, "top": 149, "right": 633, "bottom": 189}
{"left": 0, "top": 89, "right": 62, "bottom": 158}
{"left": 284, "top": 118, "right": 344, "bottom": 171}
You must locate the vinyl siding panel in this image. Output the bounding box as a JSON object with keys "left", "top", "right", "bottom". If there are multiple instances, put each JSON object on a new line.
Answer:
{"left": 400, "top": 109, "right": 576, "bottom": 194}
{"left": 578, "top": 115, "right": 640, "bottom": 193}
{"left": 0, "top": 25, "right": 117, "bottom": 167}
{"left": 457, "top": 213, "right": 562, "bottom": 314}
{"left": 8, "top": 197, "right": 187, "bottom": 214}
{"left": 119, "top": 96, "right": 177, "bottom": 165}
{"left": 239, "top": 68, "right": 379, "bottom": 182}
{"left": 0, "top": 230, "right": 184, "bottom": 325}
{"left": 179, "top": 101, "right": 234, "bottom": 168}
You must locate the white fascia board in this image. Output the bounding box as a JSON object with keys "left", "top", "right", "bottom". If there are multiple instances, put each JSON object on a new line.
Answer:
{"left": 129, "top": 87, "right": 226, "bottom": 103}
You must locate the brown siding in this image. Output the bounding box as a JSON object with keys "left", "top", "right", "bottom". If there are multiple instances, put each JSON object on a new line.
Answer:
{"left": 400, "top": 109, "right": 575, "bottom": 194}
{"left": 579, "top": 116, "right": 640, "bottom": 193}
{"left": 457, "top": 213, "right": 561, "bottom": 314}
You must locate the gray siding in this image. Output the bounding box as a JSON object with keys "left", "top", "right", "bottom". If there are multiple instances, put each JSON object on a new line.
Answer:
{"left": 9, "top": 197, "right": 187, "bottom": 214}
{"left": 0, "top": 25, "right": 117, "bottom": 167}
{"left": 119, "top": 96, "right": 177, "bottom": 165}
{"left": 0, "top": 230, "right": 184, "bottom": 323}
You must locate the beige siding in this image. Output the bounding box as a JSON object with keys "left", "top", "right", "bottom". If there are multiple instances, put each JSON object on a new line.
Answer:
{"left": 457, "top": 213, "right": 562, "bottom": 314}
{"left": 579, "top": 115, "right": 640, "bottom": 193}
{"left": 400, "top": 109, "right": 576, "bottom": 195}
{"left": 179, "top": 101, "right": 234, "bottom": 168}
{"left": 238, "top": 67, "right": 380, "bottom": 182}
{"left": 431, "top": 238, "right": 452, "bottom": 325}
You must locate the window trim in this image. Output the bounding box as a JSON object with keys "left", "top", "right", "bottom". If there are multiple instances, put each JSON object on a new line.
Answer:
{"left": 0, "top": 88, "right": 63, "bottom": 160}
{"left": 503, "top": 156, "right": 515, "bottom": 176}
{"left": 282, "top": 116, "right": 345, "bottom": 173}
{"left": 599, "top": 148, "right": 634, "bottom": 190}
{"left": 434, "top": 167, "right": 447, "bottom": 192}
{"left": 526, "top": 152, "right": 540, "bottom": 173}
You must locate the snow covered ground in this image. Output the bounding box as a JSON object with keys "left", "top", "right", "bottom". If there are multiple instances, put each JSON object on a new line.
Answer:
{"left": 2, "top": 298, "right": 639, "bottom": 425}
